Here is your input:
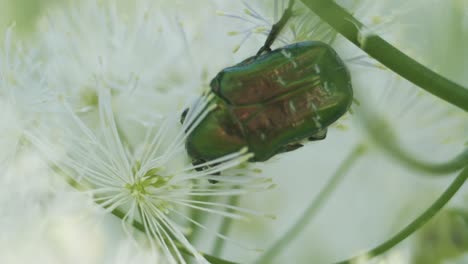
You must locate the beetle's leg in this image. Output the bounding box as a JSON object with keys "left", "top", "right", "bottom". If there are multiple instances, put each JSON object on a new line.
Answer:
{"left": 192, "top": 159, "right": 221, "bottom": 184}
{"left": 308, "top": 128, "right": 327, "bottom": 141}
{"left": 193, "top": 159, "right": 208, "bottom": 171}
{"left": 180, "top": 108, "right": 189, "bottom": 124}
{"left": 283, "top": 143, "right": 304, "bottom": 152}
{"left": 208, "top": 177, "right": 220, "bottom": 184}
{"left": 256, "top": 0, "right": 295, "bottom": 57}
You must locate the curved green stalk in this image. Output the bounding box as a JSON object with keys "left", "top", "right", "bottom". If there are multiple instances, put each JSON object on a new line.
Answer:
{"left": 335, "top": 166, "right": 468, "bottom": 264}
{"left": 301, "top": 0, "right": 468, "bottom": 112}
{"left": 187, "top": 187, "right": 216, "bottom": 243}
{"left": 365, "top": 116, "right": 468, "bottom": 175}
{"left": 211, "top": 195, "right": 240, "bottom": 256}
{"left": 255, "top": 143, "right": 367, "bottom": 264}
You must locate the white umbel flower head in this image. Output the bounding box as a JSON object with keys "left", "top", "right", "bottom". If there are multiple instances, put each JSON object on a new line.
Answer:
{"left": 26, "top": 82, "right": 273, "bottom": 264}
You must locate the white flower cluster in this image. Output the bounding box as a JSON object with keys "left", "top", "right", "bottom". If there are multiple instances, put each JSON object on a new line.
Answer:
{"left": 0, "top": 0, "right": 273, "bottom": 263}
{"left": 1, "top": 0, "right": 467, "bottom": 263}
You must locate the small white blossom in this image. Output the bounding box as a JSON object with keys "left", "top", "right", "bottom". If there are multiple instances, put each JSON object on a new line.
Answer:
{"left": 26, "top": 84, "right": 272, "bottom": 263}
{"left": 0, "top": 148, "right": 109, "bottom": 264}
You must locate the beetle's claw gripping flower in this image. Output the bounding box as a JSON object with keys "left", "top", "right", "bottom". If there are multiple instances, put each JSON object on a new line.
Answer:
{"left": 26, "top": 86, "right": 273, "bottom": 264}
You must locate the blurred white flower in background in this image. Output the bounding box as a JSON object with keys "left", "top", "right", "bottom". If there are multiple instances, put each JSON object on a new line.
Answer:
{"left": 38, "top": 0, "right": 199, "bottom": 122}
{"left": 0, "top": 0, "right": 467, "bottom": 263}
{"left": 0, "top": 146, "right": 106, "bottom": 264}
{"left": 0, "top": 26, "right": 56, "bottom": 167}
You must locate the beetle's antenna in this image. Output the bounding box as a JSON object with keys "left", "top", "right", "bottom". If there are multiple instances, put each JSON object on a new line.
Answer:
{"left": 256, "top": 0, "right": 295, "bottom": 57}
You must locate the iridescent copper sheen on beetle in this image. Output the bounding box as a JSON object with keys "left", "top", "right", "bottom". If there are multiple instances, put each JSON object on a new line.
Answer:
{"left": 184, "top": 41, "right": 352, "bottom": 162}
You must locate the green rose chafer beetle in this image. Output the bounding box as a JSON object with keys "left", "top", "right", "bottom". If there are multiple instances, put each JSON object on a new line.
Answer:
{"left": 182, "top": 0, "right": 353, "bottom": 166}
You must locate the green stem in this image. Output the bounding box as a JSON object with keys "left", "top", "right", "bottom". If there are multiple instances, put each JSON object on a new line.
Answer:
{"left": 187, "top": 187, "right": 216, "bottom": 243}
{"left": 366, "top": 116, "right": 468, "bottom": 175}
{"left": 301, "top": 0, "right": 468, "bottom": 112}
{"left": 255, "top": 143, "right": 367, "bottom": 264}
{"left": 211, "top": 195, "right": 240, "bottom": 256}
{"left": 335, "top": 166, "right": 468, "bottom": 264}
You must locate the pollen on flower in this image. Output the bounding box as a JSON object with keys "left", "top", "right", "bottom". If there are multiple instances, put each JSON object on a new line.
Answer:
{"left": 371, "top": 15, "right": 383, "bottom": 25}
{"left": 79, "top": 87, "right": 99, "bottom": 109}
{"left": 254, "top": 27, "right": 269, "bottom": 34}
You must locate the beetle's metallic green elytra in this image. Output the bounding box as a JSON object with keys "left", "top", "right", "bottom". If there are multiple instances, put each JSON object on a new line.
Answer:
{"left": 184, "top": 41, "right": 353, "bottom": 162}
